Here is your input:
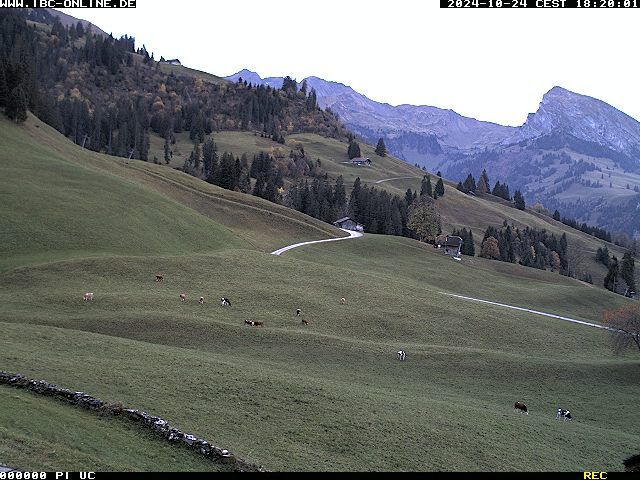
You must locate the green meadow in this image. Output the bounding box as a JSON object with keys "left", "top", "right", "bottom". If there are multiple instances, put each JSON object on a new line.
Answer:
{"left": 1, "top": 116, "right": 638, "bottom": 471}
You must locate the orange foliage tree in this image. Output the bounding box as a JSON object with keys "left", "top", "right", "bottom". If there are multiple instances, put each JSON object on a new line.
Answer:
{"left": 602, "top": 305, "right": 640, "bottom": 354}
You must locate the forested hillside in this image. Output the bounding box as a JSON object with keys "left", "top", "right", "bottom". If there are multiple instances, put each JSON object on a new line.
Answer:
{"left": 0, "top": 9, "right": 347, "bottom": 162}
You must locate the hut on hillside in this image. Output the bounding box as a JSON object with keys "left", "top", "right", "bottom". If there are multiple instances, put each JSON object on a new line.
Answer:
{"left": 333, "top": 217, "right": 364, "bottom": 232}
{"left": 444, "top": 235, "right": 463, "bottom": 256}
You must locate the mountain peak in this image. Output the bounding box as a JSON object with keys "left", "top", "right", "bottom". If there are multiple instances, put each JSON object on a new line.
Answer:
{"left": 508, "top": 86, "right": 640, "bottom": 153}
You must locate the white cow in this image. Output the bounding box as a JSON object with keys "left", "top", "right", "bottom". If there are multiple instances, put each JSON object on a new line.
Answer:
{"left": 83, "top": 292, "right": 94, "bottom": 301}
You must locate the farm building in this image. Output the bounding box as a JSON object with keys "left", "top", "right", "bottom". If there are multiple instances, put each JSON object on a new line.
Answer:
{"left": 333, "top": 217, "right": 364, "bottom": 232}
{"left": 436, "top": 235, "right": 463, "bottom": 256}
{"left": 162, "top": 59, "right": 182, "bottom": 66}
{"left": 350, "top": 157, "right": 371, "bottom": 166}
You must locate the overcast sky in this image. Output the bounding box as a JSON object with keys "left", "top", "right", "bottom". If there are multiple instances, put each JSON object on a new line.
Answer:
{"left": 58, "top": 1, "right": 639, "bottom": 126}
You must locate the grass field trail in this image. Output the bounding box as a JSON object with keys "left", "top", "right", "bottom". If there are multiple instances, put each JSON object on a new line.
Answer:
{"left": 375, "top": 176, "right": 420, "bottom": 184}
{"left": 440, "top": 292, "right": 615, "bottom": 331}
{"left": 271, "top": 228, "right": 362, "bottom": 256}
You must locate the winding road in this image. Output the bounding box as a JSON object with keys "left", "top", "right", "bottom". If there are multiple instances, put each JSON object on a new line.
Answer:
{"left": 374, "top": 176, "right": 418, "bottom": 184}
{"left": 439, "top": 292, "right": 615, "bottom": 331}
{"left": 270, "top": 228, "right": 363, "bottom": 256}
{"left": 271, "top": 230, "right": 613, "bottom": 332}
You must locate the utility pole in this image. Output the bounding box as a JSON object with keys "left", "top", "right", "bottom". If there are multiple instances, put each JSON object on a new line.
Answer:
{"left": 126, "top": 148, "right": 134, "bottom": 164}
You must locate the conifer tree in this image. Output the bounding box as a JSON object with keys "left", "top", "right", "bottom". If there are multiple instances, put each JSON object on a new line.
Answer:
{"left": 514, "top": 190, "right": 526, "bottom": 210}
{"left": 333, "top": 175, "right": 347, "bottom": 214}
{"left": 0, "top": 67, "right": 8, "bottom": 109}
{"left": 306, "top": 88, "right": 317, "bottom": 111}
{"left": 6, "top": 84, "right": 27, "bottom": 123}
{"left": 202, "top": 138, "right": 217, "bottom": 176}
{"left": 477, "top": 170, "right": 489, "bottom": 194}
{"left": 349, "top": 177, "right": 362, "bottom": 218}
{"left": 347, "top": 140, "right": 361, "bottom": 159}
{"left": 405, "top": 188, "right": 414, "bottom": 207}
{"left": 462, "top": 174, "right": 476, "bottom": 193}
{"left": 434, "top": 177, "right": 445, "bottom": 198}
{"left": 621, "top": 251, "right": 636, "bottom": 293}
{"left": 604, "top": 256, "right": 620, "bottom": 292}
{"left": 420, "top": 175, "right": 433, "bottom": 198}
{"left": 375, "top": 138, "right": 387, "bottom": 157}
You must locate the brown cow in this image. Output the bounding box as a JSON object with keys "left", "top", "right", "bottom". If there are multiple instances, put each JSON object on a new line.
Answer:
{"left": 301, "top": 319, "right": 309, "bottom": 325}
{"left": 514, "top": 401, "right": 528, "bottom": 415}
{"left": 179, "top": 293, "right": 186, "bottom": 302}
{"left": 252, "top": 321, "right": 264, "bottom": 327}
{"left": 155, "top": 275, "right": 164, "bottom": 282}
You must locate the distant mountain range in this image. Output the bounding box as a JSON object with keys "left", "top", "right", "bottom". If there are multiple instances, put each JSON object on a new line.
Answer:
{"left": 226, "top": 70, "right": 640, "bottom": 239}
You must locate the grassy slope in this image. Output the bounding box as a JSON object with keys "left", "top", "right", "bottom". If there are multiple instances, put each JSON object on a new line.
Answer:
{"left": 149, "top": 128, "right": 633, "bottom": 288}
{"left": 0, "top": 387, "right": 226, "bottom": 472}
{"left": 1, "top": 243, "right": 637, "bottom": 471}
{"left": 2, "top": 118, "right": 639, "bottom": 471}
{"left": 0, "top": 116, "right": 246, "bottom": 271}
{"left": 1, "top": 116, "right": 344, "bottom": 263}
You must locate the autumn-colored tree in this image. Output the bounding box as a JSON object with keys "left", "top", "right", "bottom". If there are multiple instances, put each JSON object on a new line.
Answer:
{"left": 408, "top": 200, "right": 441, "bottom": 243}
{"left": 480, "top": 236, "right": 500, "bottom": 260}
{"left": 477, "top": 174, "right": 489, "bottom": 194}
{"left": 603, "top": 305, "right": 640, "bottom": 354}
{"left": 550, "top": 251, "right": 561, "bottom": 272}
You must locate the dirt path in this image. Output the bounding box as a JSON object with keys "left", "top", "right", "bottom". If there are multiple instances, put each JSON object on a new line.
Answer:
{"left": 440, "top": 292, "right": 615, "bottom": 331}
{"left": 271, "top": 229, "right": 363, "bottom": 256}
{"left": 374, "top": 176, "right": 418, "bottom": 184}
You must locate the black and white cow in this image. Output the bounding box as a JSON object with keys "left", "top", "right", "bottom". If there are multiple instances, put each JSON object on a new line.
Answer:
{"left": 296, "top": 308, "right": 301, "bottom": 317}
{"left": 220, "top": 297, "right": 231, "bottom": 306}
{"left": 556, "top": 408, "right": 572, "bottom": 421}
{"left": 397, "top": 350, "right": 406, "bottom": 361}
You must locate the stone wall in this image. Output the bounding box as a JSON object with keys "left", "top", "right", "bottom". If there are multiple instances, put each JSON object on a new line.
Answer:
{"left": 0, "top": 371, "right": 267, "bottom": 472}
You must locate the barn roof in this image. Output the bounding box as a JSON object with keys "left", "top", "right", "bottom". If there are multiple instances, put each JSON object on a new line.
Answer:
{"left": 334, "top": 217, "right": 364, "bottom": 227}
{"left": 445, "top": 235, "right": 463, "bottom": 247}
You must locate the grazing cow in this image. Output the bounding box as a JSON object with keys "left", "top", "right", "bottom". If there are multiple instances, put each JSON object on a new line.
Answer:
{"left": 556, "top": 408, "right": 572, "bottom": 421}
{"left": 244, "top": 319, "right": 253, "bottom": 326}
{"left": 83, "top": 292, "right": 94, "bottom": 301}
{"left": 397, "top": 350, "right": 406, "bottom": 361}
{"left": 155, "top": 274, "right": 164, "bottom": 282}
{"left": 179, "top": 293, "right": 186, "bottom": 302}
{"left": 252, "top": 321, "right": 264, "bottom": 327}
{"left": 301, "top": 319, "right": 309, "bottom": 325}
{"left": 199, "top": 297, "right": 205, "bottom": 304}
{"left": 296, "top": 308, "right": 301, "bottom": 317}
{"left": 514, "top": 401, "right": 528, "bottom": 415}
{"left": 220, "top": 297, "right": 231, "bottom": 306}
{"left": 340, "top": 297, "right": 346, "bottom": 305}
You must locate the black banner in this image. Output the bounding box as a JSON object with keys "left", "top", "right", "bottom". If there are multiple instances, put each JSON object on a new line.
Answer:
{"left": 0, "top": 472, "right": 632, "bottom": 479}
{"left": 441, "top": 0, "right": 639, "bottom": 7}
{"left": 0, "top": 0, "right": 136, "bottom": 8}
